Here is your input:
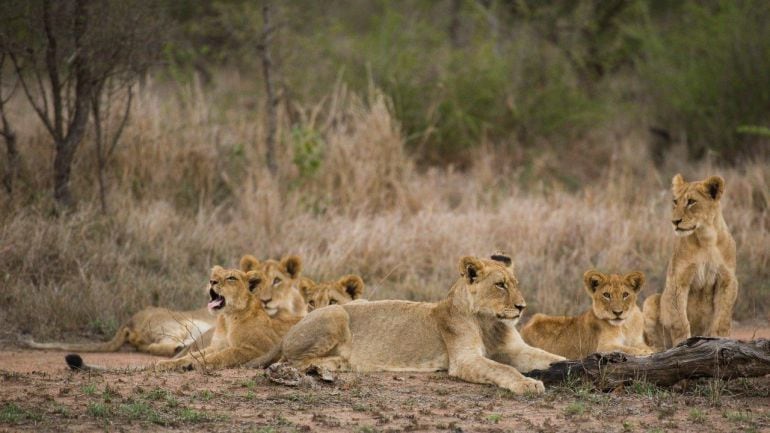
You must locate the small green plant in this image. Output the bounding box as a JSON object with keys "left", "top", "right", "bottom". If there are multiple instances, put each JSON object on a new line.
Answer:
{"left": 146, "top": 388, "right": 170, "bottom": 401}
{"left": 81, "top": 383, "right": 98, "bottom": 396}
{"left": 0, "top": 403, "right": 41, "bottom": 423}
{"left": 197, "top": 389, "right": 214, "bottom": 401}
{"left": 564, "top": 401, "right": 586, "bottom": 416}
{"left": 689, "top": 408, "right": 705, "bottom": 423}
{"left": 87, "top": 402, "right": 110, "bottom": 418}
{"left": 486, "top": 413, "right": 502, "bottom": 423}
{"left": 723, "top": 410, "right": 752, "bottom": 423}
{"left": 178, "top": 408, "right": 211, "bottom": 423}
{"left": 622, "top": 420, "right": 633, "bottom": 431}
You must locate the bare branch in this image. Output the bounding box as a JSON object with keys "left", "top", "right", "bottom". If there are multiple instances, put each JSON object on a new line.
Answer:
{"left": 9, "top": 53, "right": 56, "bottom": 137}
{"left": 107, "top": 84, "right": 132, "bottom": 158}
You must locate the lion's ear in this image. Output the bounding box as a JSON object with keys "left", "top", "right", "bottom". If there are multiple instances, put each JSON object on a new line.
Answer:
{"left": 240, "top": 255, "right": 261, "bottom": 272}
{"left": 702, "top": 175, "right": 724, "bottom": 201}
{"left": 339, "top": 275, "right": 365, "bottom": 299}
{"left": 671, "top": 173, "right": 685, "bottom": 191}
{"left": 459, "top": 256, "right": 484, "bottom": 284}
{"left": 490, "top": 252, "right": 513, "bottom": 270}
{"left": 281, "top": 255, "right": 302, "bottom": 279}
{"left": 300, "top": 283, "right": 315, "bottom": 299}
{"left": 211, "top": 265, "right": 224, "bottom": 275}
{"left": 625, "top": 271, "right": 645, "bottom": 293}
{"left": 583, "top": 270, "right": 606, "bottom": 294}
{"left": 246, "top": 270, "right": 264, "bottom": 293}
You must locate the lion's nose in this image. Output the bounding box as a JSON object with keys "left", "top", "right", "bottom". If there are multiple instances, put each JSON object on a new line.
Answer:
{"left": 515, "top": 304, "right": 526, "bottom": 312}
{"left": 672, "top": 218, "right": 682, "bottom": 226}
{"left": 612, "top": 310, "right": 623, "bottom": 317}
{"left": 262, "top": 298, "right": 272, "bottom": 304}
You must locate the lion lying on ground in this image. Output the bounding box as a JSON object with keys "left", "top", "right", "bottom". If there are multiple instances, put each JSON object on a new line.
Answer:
{"left": 302, "top": 274, "right": 365, "bottom": 311}
{"left": 520, "top": 270, "right": 653, "bottom": 359}
{"left": 23, "top": 306, "right": 215, "bottom": 357}
{"left": 643, "top": 174, "right": 738, "bottom": 349}
{"left": 248, "top": 254, "right": 564, "bottom": 394}
{"left": 67, "top": 266, "right": 291, "bottom": 372}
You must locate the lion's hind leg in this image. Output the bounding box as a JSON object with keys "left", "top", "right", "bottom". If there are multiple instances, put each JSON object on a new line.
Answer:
{"left": 282, "top": 305, "right": 352, "bottom": 370}
{"left": 642, "top": 294, "right": 664, "bottom": 350}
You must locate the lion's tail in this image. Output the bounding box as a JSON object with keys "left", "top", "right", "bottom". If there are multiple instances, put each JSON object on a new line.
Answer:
{"left": 23, "top": 326, "right": 130, "bottom": 353}
{"left": 244, "top": 341, "right": 283, "bottom": 368}
{"left": 65, "top": 354, "right": 149, "bottom": 373}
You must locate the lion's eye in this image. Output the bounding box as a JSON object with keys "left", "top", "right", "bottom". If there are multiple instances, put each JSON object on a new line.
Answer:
{"left": 496, "top": 282, "right": 507, "bottom": 291}
{"left": 687, "top": 198, "right": 696, "bottom": 207}
{"left": 672, "top": 199, "right": 678, "bottom": 205}
{"left": 273, "top": 277, "right": 281, "bottom": 286}
{"left": 209, "top": 280, "right": 218, "bottom": 286}
{"left": 329, "top": 299, "right": 337, "bottom": 305}
{"left": 226, "top": 276, "right": 237, "bottom": 282}
{"left": 308, "top": 300, "right": 315, "bottom": 307}
{"left": 622, "top": 292, "right": 630, "bottom": 299}
{"left": 602, "top": 292, "right": 611, "bottom": 300}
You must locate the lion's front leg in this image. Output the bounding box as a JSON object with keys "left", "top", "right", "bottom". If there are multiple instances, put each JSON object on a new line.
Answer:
{"left": 660, "top": 265, "right": 696, "bottom": 348}
{"left": 448, "top": 352, "right": 545, "bottom": 394}
{"left": 495, "top": 328, "right": 565, "bottom": 372}
{"left": 708, "top": 267, "right": 738, "bottom": 337}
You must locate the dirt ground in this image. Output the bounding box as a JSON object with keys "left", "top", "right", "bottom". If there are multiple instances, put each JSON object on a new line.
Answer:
{"left": 1, "top": 325, "right": 769, "bottom": 433}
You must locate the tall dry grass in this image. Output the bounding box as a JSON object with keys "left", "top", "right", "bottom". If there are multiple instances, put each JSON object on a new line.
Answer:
{"left": 1, "top": 77, "right": 768, "bottom": 339}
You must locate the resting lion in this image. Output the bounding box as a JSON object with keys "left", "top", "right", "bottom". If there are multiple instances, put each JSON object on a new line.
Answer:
{"left": 23, "top": 306, "right": 215, "bottom": 357}
{"left": 248, "top": 254, "right": 564, "bottom": 394}
{"left": 302, "top": 274, "right": 365, "bottom": 311}
{"left": 240, "top": 254, "right": 307, "bottom": 319}
{"left": 643, "top": 174, "right": 738, "bottom": 349}
{"left": 67, "top": 266, "right": 290, "bottom": 372}
{"left": 520, "top": 270, "right": 653, "bottom": 359}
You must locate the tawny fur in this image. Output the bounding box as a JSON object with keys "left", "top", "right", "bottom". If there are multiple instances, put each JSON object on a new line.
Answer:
{"left": 301, "top": 274, "right": 365, "bottom": 312}
{"left": 521, "top": 270, "right": 653, "bottom": 359}
{"left": 643, "top": 174, "right": 738, "bottom": 349}
{"left": 240, "top": 254, "right": 307, "bottom": 318}
{"left": 23, "top": 306, "right": 215, "bottom": 357}
{"left": 249, "top": 255, "right": 564, "bottom": 394}
{"left": 71, "top": 266, "right": 297, "bottom": 372}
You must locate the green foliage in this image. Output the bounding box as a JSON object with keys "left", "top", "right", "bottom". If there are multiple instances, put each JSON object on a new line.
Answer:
{"left": 291, "top": 126, "right": 324, "bottom": 180}
{"left": 640, "top": 0, "right": 770, "bottom": 161}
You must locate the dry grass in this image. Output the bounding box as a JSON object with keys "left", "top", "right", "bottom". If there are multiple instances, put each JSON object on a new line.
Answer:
{"left": 1, "top": 78, "right": 768, "bottom": 338}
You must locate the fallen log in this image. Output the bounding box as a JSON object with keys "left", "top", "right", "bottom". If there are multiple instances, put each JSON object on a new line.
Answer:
{"left": 524, "top": 337, "right": 770, "bottom": 389}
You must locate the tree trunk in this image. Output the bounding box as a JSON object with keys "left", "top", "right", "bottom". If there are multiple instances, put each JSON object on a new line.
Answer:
{"left": 1, "top": 121, "right": 18, "bottom": 196}
{"left": 260, "top": 2, "right": 278, "bottom": 176}
{"left": 525, "top": 337, "right": 770, "bottom": 390}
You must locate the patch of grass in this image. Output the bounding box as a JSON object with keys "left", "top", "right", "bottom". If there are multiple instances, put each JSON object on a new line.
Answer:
{"left": 240, "top": 379, "right": 257, "bottom": 389}
{"left": 723, "top": 410, "right": 752, "bottom": 423}
{"left": 486, "top": 413, "right": 502, "bottom": 423}
{"left": 0, "top": 403, "right": 42, "bottom": 423}
{"left": 358, "top": 426, "right": 377, "bottom": 433}
{"left": 697, "top": 379, "right": 727, "bottom": 406}
{"left": 564, "top": 401, "right": 586, "bottom": 416}
{"left": 253, "top": 428, "right": 277, "bottom": 433}
{"left": 86, "top": 402, "right": 110, "bottom": 418}
{"left": 81, "top": 383, "right": 98, "bottom": 396}
{"left": 622, "top": 420, "right": 633, "bottom": 431}
{"left": 629, "top": 380, "right": 668, "bottom": 399}
{"left": 689, "top": 408, "right": 705, "bottom": 423}
{"left": 178, "top": 408, "right": 213, "bottom": 423}
{"left": 145, "top": 387, "right": 170, "bottom": 401}
{"left": 197, "top": 389, "right": 214, "bottom": 401}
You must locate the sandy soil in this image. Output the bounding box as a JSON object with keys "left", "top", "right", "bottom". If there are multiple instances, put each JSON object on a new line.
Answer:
{"left": 1, "top": 325, "right": 769, "bottom": 432}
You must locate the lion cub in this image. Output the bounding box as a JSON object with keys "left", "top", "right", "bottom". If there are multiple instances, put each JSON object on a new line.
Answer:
{"left": 521, "top": 270, "right": 653, "bottom": 359}
{"left": 643, "top": 174, "right": 738, "bottom": 349}
{"left": 301, "top": 274, "right": 365, "bottom": 311}
{"left": 249, "top": 255, "right": 564, "bottom": 394}
{"left": 68, "top": 266, "right": 288, "bottom": 372}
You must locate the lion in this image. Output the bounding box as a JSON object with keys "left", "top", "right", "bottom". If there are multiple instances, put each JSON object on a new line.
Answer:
{"left": 240, "top": 254, "right": 306, "bottom": 319}
{"left": 301, "top": 274, "right": 365, "bottom": 311}
{"left": 23, "top": 306, "right": 215, "bottom": 357}
{"left": 520, "top": 270, "right": 653, "bottom": 359}
{"left": 67, "top": 266, "right": 293, "bottom": 372}
{"left": 643, "top": 174, "right": 738, "bottom": 350}
{"left": 247, "top": 254, "right": 565, "bottom": 394}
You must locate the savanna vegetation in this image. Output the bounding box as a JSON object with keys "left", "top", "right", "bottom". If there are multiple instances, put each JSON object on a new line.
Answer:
{"left": 0, "top": 0, "right": 767, "bottom": 339}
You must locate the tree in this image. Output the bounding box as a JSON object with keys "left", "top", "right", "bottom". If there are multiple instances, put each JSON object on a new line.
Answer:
{"left": 0, "top": 52, "right": 20, "bottom": 197}
{"left": 1, "top": 0, "right": 162, "bottom": 210}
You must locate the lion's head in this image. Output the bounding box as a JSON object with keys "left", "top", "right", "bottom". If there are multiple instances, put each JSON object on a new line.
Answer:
{"left": 583, "top": 270, "right": 644, "bottom": 326}
{"left": 207, "top": 266, "right": 265, "bottom": 315}
{"left": 454, "top": 254, "right": 527, "bottom": 324}
{"left": 302, "top": 275, "right": 365, "bottom": 311}
{"left": 240, "top": 254, "right": 306, "bottom": 317}
{"left": 670, "top": 174, "right": 725, "bottom": 237}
